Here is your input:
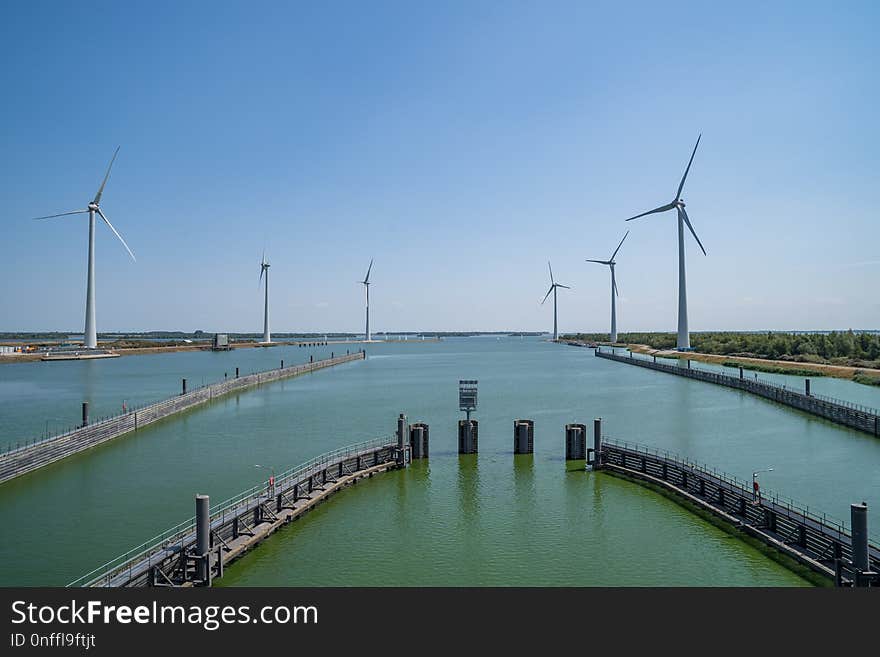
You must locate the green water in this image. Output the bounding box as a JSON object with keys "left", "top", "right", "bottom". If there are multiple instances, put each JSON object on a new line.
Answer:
{"left": 1, "top": 337, "right": 878, "bottom": 586}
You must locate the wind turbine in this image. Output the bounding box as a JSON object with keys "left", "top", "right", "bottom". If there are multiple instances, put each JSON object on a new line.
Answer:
{"left": 586, "top": 230, "right": 628, "bottom": 343}
{"left": 31, "top": 147, "right": 135, "bottom": 349}
{"left": 360, "top": 259, "right": 373, "bottom": 342}
{"left": 625, "top": 134, "right": 707, "bottom": 350}
{"left": 259, "top": 253, "right": 272, "bottom": 344}
{"left": 541, "top": 261, "right": 570, "bottom": 341}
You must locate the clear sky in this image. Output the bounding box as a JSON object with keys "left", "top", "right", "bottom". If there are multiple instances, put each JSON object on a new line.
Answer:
{"left": 1, "top": 1, "right": 877, "bottom": 334}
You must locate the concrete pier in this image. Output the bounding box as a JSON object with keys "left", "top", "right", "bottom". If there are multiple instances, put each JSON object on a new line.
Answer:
{"left": 1, "top": 352, "right": 367, "bottom": 485}
{"left": 565, "top": 423, "right": 586, "bottom": 460}
{"left": 72, "top": 437, "right": 399, "bottom": 587}
{"left": 596, "top": 348, "right": 880, "bottom": 436}
{"left": 599, "top": 439, "right": 880, "bottom": 587}
{"left": 513, "top": 419, "right": 534, "bottom": 454}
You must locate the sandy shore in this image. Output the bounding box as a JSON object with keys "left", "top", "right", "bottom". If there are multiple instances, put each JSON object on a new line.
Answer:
{"left": 0, "top": 341, "right": 269, "bottom": 364}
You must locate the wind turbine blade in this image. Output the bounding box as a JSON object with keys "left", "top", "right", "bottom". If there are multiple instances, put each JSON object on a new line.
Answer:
{"left": 626, "top": 202, "right": 676, "bottom": 221}
{"left": 259, "top": 266, "right": 264, "bottom": 284}
{"left": 94, "top": 146, "right": 120, "bottom": 205}
{"left": 547, "top": 261, "right": 555, "bottom": 284}
{"left": 557, "top": 284, "right": 571, "bottom": 289}
{"left": 613, "top": 278, "right": 620, "bottom": 296}
{"left": 678, "top": 206, "right": 707, "bottom": 256}
{"left": 675, "top": 134, "right": 701, "bottom": 200}
{"left": 364, "top": 259, "right": 373, "bottom": 284}
{"left": 585, "top": 259, "right": 611, "bottom": 265}
{"left": 31, "top": 210, "right": 89, "bottom": 220}
{"left": 96, "top": 208, "right": 136, "bottom": 262}
{"left": 541, "top": 286, "right": 553, "bottom": 305}
{"left": 610, "top": 230, "right": 629, "bottom": 261}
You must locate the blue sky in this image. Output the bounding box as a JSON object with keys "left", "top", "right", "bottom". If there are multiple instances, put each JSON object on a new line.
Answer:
{"left": 1, "top": 1, "right": 877, "bottom": 333}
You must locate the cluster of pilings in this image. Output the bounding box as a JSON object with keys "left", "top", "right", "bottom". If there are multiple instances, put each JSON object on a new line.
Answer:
{"left": 454, "top": 416, "right": 602, "bottom": 461}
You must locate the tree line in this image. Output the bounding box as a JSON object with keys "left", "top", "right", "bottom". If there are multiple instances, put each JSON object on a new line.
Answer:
{"left": 562, "top": 330, "right": 880, "bottom": 367}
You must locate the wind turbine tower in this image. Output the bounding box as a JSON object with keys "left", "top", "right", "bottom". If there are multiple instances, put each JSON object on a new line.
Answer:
{"left": 625, "top": 134, "right": 707, "bottom": 350}
{"left": 30, "top": 147, "right": 136, "bottom": 349}
{"left": 586, "top": 231, "right": 629, "bottom": 343}
{"left": 542, "top": 261, "right": 570, "bottom": 341}
{"left": 360, "top": 259, "right": 373, "bottom": 342}
{"left": 259, "top": 254, "right": 272, "bottom": 344}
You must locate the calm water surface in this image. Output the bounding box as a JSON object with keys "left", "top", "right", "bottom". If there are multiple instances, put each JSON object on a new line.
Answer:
{"left": 1, "top": 337, "right": 878, "bottom": 586}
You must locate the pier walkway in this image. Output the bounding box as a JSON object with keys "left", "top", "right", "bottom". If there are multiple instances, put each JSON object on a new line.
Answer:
{"left": 0, "top": 351, "right": 365, "bottom": 484}
{"left": 596, "top": 348, "right": 880, "bottom": 436}
{"left": 596, "top": 439, "right": 880, "bottom": 586}
{"left": 69, "top": 437, "right": 401, "bottom": 587}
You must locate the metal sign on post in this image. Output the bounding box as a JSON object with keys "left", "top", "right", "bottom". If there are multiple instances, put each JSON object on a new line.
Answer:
{"left": 459, "top": 380, "right": 478, "bottom": 419}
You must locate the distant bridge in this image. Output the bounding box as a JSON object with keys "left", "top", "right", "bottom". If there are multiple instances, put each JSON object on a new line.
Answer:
{"left": 0, "top": 351, "right": 365, "bottom": 484}
{"left": 596, "top": 348, "right": 880, "bottom": 436}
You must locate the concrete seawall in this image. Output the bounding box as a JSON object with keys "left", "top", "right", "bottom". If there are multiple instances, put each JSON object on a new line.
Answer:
{"left": 0, "top": 351, "right": 366, "bottom": 484}
{"left": 596, "top": 348, "right": 880, "bottom": 436}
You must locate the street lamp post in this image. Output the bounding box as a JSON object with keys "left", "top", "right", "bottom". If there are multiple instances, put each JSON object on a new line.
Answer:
{"left": 752, "top": 467, "right": 774, "bottom": 503}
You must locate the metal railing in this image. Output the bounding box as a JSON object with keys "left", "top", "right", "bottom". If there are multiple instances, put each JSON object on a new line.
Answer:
{"left": 600, "top": 348, "right": 880, "bottom": 420}
{"left": 67, "top": 434, "right": 393, "bottom": 588}
{"left": 603, "top": 437, "right": 880, "bottom": 546}
{"left": 2, "top": 352, "right": 363, "bottom": 457}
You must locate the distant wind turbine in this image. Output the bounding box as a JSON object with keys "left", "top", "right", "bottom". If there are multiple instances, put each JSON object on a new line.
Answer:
{"left": 30, "top": 147, "right": 136, "bottom": 349}
{"left": 259, "top": 253, "right": 272, "bottom": 344}
{"left": 360, "top": 259, "right": 373, "bottom": 342}
{"left": 587, "top": 231, "right": 628, "bottom": 343}
{"left": 542, "top": 261, "right": 570, "bottom": 342}
{"left": 625, "top": 134, "right": 707, "bottom": 350}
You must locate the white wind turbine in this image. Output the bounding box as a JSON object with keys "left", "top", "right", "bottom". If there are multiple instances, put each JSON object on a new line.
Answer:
{"left": 31, "top": 147, "right": 136, "bottom": 349}
{"left": 360, "top": 259, "right": 373, "bottom": 342}
{"left": 259, "top": 253, "right": 272, "bottom": 344}
{"left": 586, "top": 230, "right": 628, "bottom": 343}
{"left": 625, "top": 134, "right": 707, "bottom": 350}
{"left": 542, "top": 261, "right": 570, "bottom": 342}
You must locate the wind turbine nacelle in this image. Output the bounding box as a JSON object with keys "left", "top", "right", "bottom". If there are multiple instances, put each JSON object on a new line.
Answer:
{"left": 87, "top": 202, "right": 99, "bottom": 211}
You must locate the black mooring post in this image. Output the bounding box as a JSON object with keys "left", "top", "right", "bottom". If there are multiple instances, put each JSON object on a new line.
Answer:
{"left": 281, "top": 360, "right": 284, "bottom": 369}
{"left": 739, "top": 367, "right": 743, "bottom": 380}
{"left": 182, "top": 378, "right": 187, "bottom": 395}
{"left": 81, "top": 401, "right": 89, "bottom": 427}
{"left": 805, "top": 379, "right": 811, "bottom": 397}
{"left": 195, "top": 494, "right": 210, "bottom": 584}
{"left": 593, "top": 418, "right": 602, "bottom": 468}
{"left": 852, "top": 503, "right": 869, "bottom": 585}
{"left": 310, "top": 355, "right": 314, "bottom": 363}
{"left": 235, "top": 367, "right": 239, "bottom": 378}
